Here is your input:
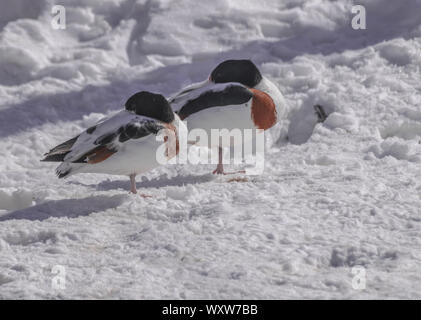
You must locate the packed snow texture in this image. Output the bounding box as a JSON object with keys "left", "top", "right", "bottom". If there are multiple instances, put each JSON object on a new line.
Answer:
{"left": 1, "top": 0, "right": 421, "bottom": 299}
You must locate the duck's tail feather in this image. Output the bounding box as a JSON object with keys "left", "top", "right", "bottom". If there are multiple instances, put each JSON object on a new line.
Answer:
{"left": 42, "top": 151, "right": 71, "bottom": 162}
{"left": 56, "top": 162, "right": 83, "bottom": 179}
{"left": 41, "top": 136, "right": 79, "bottom": 162}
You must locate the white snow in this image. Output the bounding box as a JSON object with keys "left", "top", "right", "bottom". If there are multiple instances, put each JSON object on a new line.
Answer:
{"left": 0, "top": 0, "right": 421, "bottom": 299}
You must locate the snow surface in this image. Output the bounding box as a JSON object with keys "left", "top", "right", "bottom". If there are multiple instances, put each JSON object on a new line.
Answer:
{"left": 1, "top": 0, "right": 421, "bottom": 299}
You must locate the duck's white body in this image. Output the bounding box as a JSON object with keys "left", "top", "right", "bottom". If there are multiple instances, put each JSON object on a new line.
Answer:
{"left": 168, "top": 59, "right": 287, "bottom": 174}
{"left": 171, "top": 82, "right": 254, "bottom": 148}
{"left": 57, "top": 110, "right": 180, "bottom": 177}
{"left": 69, "top": 134, "right": 163, "bottom": 176}
{"left": 54, "top": 111, "right": 184, "bottom": 178}
{"left": 43, "top": 91, "right": 185, "bottom": 193}
{"left": 169, "top": 77, "right": 287, "bottom": 149}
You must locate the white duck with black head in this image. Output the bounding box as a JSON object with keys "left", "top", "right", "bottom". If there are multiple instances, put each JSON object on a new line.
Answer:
{"left": 169, "top": 59, "right": 287, "bottom": 174}
{"left": 42, "top": 91, "right": 185, "bottom": 194}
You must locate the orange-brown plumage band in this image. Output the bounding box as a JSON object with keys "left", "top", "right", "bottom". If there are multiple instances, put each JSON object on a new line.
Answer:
{"left": 86, "top": 146, "right": 116, "bottom": 164}
{"left": 163, "top": 123, "right": 180, "bottom": 159}
{"left": 250, "top": 88, "right": 277, "bottom": 130}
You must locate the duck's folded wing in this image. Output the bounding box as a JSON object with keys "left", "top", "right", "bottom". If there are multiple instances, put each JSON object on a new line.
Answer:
{"left": 42, "top": 111, "right": 164, "bottom": 164}
{"left": 168, "top": 80, "right": 209, "bottom": 108}
{"left": 176, "top": 83, "right": 253, "bottom": 120}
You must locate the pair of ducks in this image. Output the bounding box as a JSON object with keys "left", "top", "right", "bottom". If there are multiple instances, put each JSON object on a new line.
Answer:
{"left": 42, "top": 60, "right": 286, "bottom": 194}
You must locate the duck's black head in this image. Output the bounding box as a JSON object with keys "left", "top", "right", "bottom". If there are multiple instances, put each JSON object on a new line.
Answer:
{"left": 125, "top": 91, "right": 174, "bottom": 123}
{"left": 210, "top": 59, "right": 262, "bottom": 88}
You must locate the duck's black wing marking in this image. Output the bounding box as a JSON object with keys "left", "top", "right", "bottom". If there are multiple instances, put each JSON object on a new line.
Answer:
{"left": 117, "top": 120, "right": 162, "bottom": 143}
{"left": 42, "top": 114, "right": 165, "bottom": 164}
{"left": 177, "top": 84, "right": 253, "bottom": 120}
{"left": 41, "top": 136, "right": 80, "bottom": 162}
{"left": 71, "top": 120, "right": 164, "bottom": 164}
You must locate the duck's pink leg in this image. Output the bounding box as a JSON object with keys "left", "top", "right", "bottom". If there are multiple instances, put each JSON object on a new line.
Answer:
{"left": 212, "top": 147, "right": 245, "bottom": 175}
{"left": 212, "top": 147, "right": 225, "bottom": 174}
